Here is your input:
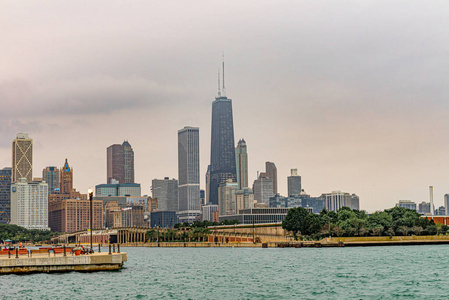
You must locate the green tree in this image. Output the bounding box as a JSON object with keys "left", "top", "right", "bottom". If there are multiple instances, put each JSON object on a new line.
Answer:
{"left": 303, "top": 213, "right": 323, "bottom": 236}
{"left": 337, "top": 207, "right": 357, "bottom": 223}
{"left": 366, "top": 211, "right": 392, "bottom": 234}
{"left": 282, "top": 207, "right": 310, "bottom": 239}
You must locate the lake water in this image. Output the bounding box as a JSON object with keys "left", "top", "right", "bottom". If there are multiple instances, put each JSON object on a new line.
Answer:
{"left": 2, "top": 245, "right": 449, "bottom": 299}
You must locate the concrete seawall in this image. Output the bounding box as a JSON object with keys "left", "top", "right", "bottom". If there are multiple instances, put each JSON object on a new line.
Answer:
{"left": 116, "top": 235, "right": 449, "bottom": 248}
{"left": 0, "top": 252, "right": 127, "bottom": 274}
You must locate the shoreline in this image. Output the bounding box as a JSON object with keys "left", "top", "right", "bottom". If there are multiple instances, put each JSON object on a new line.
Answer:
{"left": 18, "top": 235, "right": 449, "bottom": 249}
{"left": 83, "top": 236, "right": 449, "bottom": 248}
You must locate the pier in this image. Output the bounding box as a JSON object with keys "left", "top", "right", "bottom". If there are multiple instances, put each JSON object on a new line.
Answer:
{"left": 0, "top": 247, "right": 127, "bottom": 274}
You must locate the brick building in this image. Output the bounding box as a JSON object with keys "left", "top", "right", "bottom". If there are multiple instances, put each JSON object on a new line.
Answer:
{"left": 48, "top": 199, "right": 103, "bottom": 233}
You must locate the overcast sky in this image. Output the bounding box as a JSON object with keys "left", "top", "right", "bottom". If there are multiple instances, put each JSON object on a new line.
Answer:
{"left": 1, "top": 1, "right": 449, "bottom": 212}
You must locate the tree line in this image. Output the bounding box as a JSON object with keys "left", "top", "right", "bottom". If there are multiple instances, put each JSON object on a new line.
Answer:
{"left": 146, "top": 219, "right": 239, "bottom": 242}
{"left": 282, "top": 206, "right": 443, "bottom": 240}
{"left": 0, "top": 224, "right": 59, "bottom": 243}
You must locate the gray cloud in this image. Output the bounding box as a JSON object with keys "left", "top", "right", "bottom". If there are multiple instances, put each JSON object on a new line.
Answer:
{"left": 0, "top": 76, "right": 189, "bottom": 118}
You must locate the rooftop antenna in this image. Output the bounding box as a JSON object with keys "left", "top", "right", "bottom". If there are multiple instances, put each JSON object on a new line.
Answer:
{"left": 217, "top": 67, "right": 221, "bottom": 97}
{"left": 222, "top": 53, "right": 226, "bottom": 97}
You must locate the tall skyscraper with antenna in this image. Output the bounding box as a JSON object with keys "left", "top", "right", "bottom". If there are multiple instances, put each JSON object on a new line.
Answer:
{"left": 209, "top": 58, "right": 237, "bottom": 206}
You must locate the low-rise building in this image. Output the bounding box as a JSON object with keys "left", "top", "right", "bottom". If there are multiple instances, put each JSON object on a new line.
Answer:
{"left": 150, "top": 211, "right": 178, "bottom": 228}
{"left": 95, "top": 183, "right": 141, "bottom": 197}
{"left": 122, "top": 205, "right": 145, "bottom": 227}
{"left": 202, "top": 204, "right": 218, "bottom": 222}
{"left": 105, "top": 201, "right": 122, "bottom": 228}
{"left": 219, "top": 208, "right": 290, "bottom": 225}
{"left": 269, "top": 193, "right": 325, "bottom": 213}
{"left": 396, "top": 200, "right": 417, "bottom": 211}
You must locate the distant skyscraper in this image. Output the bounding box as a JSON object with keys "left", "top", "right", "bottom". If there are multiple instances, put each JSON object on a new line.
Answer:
{"left": 60, "top": 159, "right": 73, "bottom": 194}
{"left": 200, "top": 190, "right": 205, "bottom": 206}
{"left": 122, "top": 141, "right": 134, "bottom": 184}
{"left": 418, "top": 201, "right": 433, "bottom": 215}
{"left": 324, "top": 191, "right": 357, "bottom": 212}
{"left": 202, "top": 204, "right": 218, "bottom": 222}
{"left": 235, "top": 139, "right": 248, "bottom": 190}
{"left": 0, "top": 167, "right": 12, "bottom": 223}
{"left": 253, "top": 173, "right": 274, "bottom": 205}
{"left": 436, "top": 206, "right": 446, "bottom": 216}
{"left": 107, "top": 144, "right": 123, "bottom": 183}
{"left": 209, "top": 61, "right": 237, "bottom": 205}
{"left": 177, "top": 126, "right": 201, "bottom": 223}
{"left": 218, "top": 180, "right": 238, "bottom": 216}
{"left": 95, "top": 183, "right": 141, "bottom": 197}
{"left": 287, "top": 169, "right": 302, "bottom": 197}
{"left": 205, "top": 165, "right": 210, "bottom": 203}
{"left": 152, "top": 178, "right": 178, "bottom": 211}
{"left": 107, "top": 141, "right": 134, "bottom": 184}
{"left": 396, "top": 200, "right": 417, "bottom": 211}
{"left": 12, "top": 133, "right": 33, "bottom": 182}
{"left": 435, "top": 206, "right": 446, "bottom": 216}
{"left": 11, "top": 178, "right": 49, "bottom": 230}
{"left": 42, "top": 166, "right": 60, "bottom": 194}
{"left": 265, "top": 162, "right": 277, "bottom": 194}
{"left": 351, "top": 194, "right": 360, "bottom": 210}
{"left": 235, "top": 188, "right": 254, "bottom": 212}
{"left": 445, "top": 194, "right": 449, "bottom": 215}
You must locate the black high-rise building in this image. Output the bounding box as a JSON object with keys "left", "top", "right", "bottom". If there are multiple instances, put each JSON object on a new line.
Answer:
{"left": 0, "top": 167, "right": 12, "bottom": 223}
{"left": 209, "top": 61, "right": 237, "bottom": 205}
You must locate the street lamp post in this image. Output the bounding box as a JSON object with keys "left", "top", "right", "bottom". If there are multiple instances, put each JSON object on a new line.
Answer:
{"left": 88, "top": 188, "right": 93, "bottom": 253}
{"left": 253, "top": 218, "right": 255, "bottom": 244}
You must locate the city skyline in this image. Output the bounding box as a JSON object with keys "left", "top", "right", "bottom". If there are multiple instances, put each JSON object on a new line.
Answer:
{"left": 1, "top": 2, "right": 449, "bottom": 212}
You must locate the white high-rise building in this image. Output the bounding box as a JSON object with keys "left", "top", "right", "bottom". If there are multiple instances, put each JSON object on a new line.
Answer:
{"left": 324, "top": 191, "right": 358, "bottom": 212}
{"left": 287, "top": 169, "right": 302, "bottom": 197}
{"left": 253, "top": 173, "right": 274, "bottom": 205}
{"left": 202, "top": 204, "right": 218, "bottom": 222}
{"left": 218, "top": 180, "right": 238, "bottom": 216}
{"left": 235, "top": 188, "right": 254, "bottom": 213}
{"left": 177, "top": 126, "right": 201, "bottom": 223}
{"left": 235, "top": 139, "right": 248, "bottom": 190}
{"left": 152, "top": 178, "right": 178, "bottom": 211}
{"left": 11, "top": 178, "right": 49, "bottom": 230}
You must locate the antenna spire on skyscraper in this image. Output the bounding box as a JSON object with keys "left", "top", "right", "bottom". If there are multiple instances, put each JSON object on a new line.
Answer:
{"left": 217, "top": 67, "right": 221, "bottom": 97}
{"left": 222, "top": 53, "right": 226, "bottom": 97}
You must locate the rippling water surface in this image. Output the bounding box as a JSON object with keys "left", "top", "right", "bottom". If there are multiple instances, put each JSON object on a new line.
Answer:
{"left": 3, "top": 245, "right": 449, "bottom": 299}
